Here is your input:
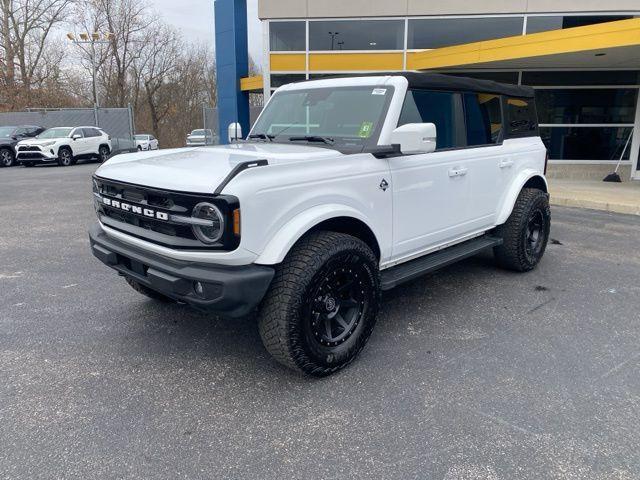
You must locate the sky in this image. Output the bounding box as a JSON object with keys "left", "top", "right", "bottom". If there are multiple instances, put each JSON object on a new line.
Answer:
{"left": 149, "top": 0, "right": 263, "bottom": 64}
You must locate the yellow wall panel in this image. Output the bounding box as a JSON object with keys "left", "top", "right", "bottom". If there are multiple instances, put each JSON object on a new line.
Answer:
{"left": 270, "top": 54, "right": 306, "bottom": 71}
{"left": 309, "top": 53, "right": 403, "bottom": 71}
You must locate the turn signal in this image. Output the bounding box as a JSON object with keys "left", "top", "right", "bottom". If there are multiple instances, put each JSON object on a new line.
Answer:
{"left": 233, "top": 209, "right": 241, "bottom": 237}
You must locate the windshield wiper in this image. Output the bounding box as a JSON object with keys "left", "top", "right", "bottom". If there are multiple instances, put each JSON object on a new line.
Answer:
{"left": 288, "top": 135, "right": 334, "bottom": 145}
{"left": 248, "top": 133, "right": 275, "bottom": 142}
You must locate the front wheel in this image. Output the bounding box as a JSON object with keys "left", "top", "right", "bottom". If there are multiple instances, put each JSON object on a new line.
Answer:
{"left": 57, "top": 148, "right": 73, "bottom": 166}
{"left": 258, "top": 231, "right": 380, "bottom": 376}
{"left": 494, "top": 188, "right": 551, "bottom": 272}
{"left": 0, "top": 148, "right": 15, "bottom": 167}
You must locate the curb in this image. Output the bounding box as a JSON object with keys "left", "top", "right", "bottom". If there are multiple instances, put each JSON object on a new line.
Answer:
{"left": 550, "top": 195, "right": 640, "bottom": 216}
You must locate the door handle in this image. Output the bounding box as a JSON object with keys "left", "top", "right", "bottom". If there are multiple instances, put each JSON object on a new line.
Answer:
{"left": 499, "top": 159, "right": 514, "bottom": 168}
{"left": 448, "top": 167, "right": 468, "bottom": 177}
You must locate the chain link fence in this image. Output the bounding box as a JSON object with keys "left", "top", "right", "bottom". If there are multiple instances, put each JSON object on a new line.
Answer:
{"left": 203, "top": 106, "right": 263, "bottom": 144}
{"left": 0, "top": 107, "right": 135, "bottom": 153}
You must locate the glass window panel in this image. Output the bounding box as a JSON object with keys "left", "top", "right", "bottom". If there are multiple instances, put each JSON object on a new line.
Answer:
{"left": 526, "top": 15, "right": 634, "bottom": 34}
{"left": 398, "top": 90, "right": 463, "bottom": 149}
{"left": 540, "top": 127, "right": 633, "bottom": 160}
{"left": 252, "top": 86, "right": 394, "bottom": 148}
{"left": 270, "top": 74, "right": 306, "bottom": 88}
{"left": 270, "top": 21, "right": 305, "bottom": 51}
{"left": 408, "top": 17, "right": 523, "bottom": 49}
{"left": 464, "top": 93, "right": 503, "bottom": 145}
{"left": 522, "top": 71, "right": 640, "bottom": 86}
{"left": 444, "top": 71, "right": 520, "bottom": 84}
{"left": 506, "top": 97, "right": 538, "bottom": 137}
{"left": 309, "top": 20, "right": 404, "bottom": 51}
{"left": 535, "top": 89, "right": 638, "bottom": 124}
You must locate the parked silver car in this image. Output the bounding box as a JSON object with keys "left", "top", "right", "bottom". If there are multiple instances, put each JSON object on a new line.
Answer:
{"left": 185, "top": 129, "right": 216, "bottom": 146}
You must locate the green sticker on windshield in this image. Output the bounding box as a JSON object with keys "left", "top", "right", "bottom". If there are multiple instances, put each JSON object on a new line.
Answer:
{"left": 358, "top": 121, "right": 374, "bottom": 138}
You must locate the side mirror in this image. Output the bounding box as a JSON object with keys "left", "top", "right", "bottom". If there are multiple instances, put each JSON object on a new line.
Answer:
{"left": 72, "top": 134, "right": 82, "bottom": 140}
{"left": 228, "top": 123, "right": 242, "bottom": 143}
{"left": 390, "top": 123, "right": 437, "bottom": 155}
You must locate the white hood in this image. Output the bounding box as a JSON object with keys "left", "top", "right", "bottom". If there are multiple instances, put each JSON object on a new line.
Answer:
{"left": 95, "top": 143, "right": 342, "bottom": 193}
{"left": 18, "top": 137, "right": 66, "bottom": 146}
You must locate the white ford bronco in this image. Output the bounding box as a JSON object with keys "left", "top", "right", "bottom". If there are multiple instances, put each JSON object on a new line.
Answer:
{"left": 90, "top": 73, "right": 550, "bottom": 376}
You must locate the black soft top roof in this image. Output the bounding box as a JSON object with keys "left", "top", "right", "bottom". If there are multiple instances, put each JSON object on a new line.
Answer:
{"left": 323, "top": 72, "right": 535, "bottom": 98}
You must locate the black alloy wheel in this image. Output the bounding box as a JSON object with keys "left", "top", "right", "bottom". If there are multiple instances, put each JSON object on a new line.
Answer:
{"left": 305, "top": 255, "right": 370, "bottom": 348}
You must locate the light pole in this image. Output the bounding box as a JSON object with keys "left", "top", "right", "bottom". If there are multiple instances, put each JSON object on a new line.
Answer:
{"left": 67, "top": 32, "right": 113, "bottom": 109}
{"left": 328, "top": 31, "right": 340, "bottom": 50}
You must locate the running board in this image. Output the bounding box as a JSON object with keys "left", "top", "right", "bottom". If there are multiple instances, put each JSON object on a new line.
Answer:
{"left": 380, "top": 236, "right": 503, "bottom": 291}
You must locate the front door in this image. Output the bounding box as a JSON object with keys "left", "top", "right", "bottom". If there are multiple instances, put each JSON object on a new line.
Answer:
{"left": 388, "top": 149, "right": 473, "bottom": 262}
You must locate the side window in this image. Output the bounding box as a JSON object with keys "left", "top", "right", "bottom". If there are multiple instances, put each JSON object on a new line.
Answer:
{"left": 71, "top": 129, "right": 83, "bottom": 138}
{"left": 463, "top": 93, "right": 503, "bottom": 146}
{"left": 14, "top": 128, "right": 27, "bottom": 137}
{"left": 398, "top": 90, "right": 463, "bottom": 150}
{"left": 83, "top": 128, "right": 100, "bottom": 137}
{"left": 506, "top": 97, "right": 538, "bottom": 136}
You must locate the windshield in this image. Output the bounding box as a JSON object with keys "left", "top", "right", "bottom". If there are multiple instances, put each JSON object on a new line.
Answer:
{"left": 250, "top": 86, "right": 394, "bottom": 148}
{"left": 191, "top": 130, "right": 206, "bottom": 135}
{"left": 38, "top": 128, "right": 72, "bottom": 139}
{"left": 0, "top": 126, "right": 16, "bottom": 137}
{"left": 134, "top": 135, "right": 148, "bottom": 140}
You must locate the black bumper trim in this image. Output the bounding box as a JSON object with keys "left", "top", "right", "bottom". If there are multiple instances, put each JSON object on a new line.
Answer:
{"left": 89, "top": 223, "right": 274, "bottom": 318}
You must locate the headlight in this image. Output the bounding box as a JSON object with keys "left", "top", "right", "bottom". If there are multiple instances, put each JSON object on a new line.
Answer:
{"left": 191, "top": 202, "right": 224, "bottom": 244}
{"left": 41, "top": 141, "right": 56, "bottom": 147}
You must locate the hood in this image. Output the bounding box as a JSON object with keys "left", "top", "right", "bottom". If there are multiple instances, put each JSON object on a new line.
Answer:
{"left": 95, "top": 142, "right": 342, "bottom": 193}
{"left": 18, "top": 137, "right": 64, "bottom": 146}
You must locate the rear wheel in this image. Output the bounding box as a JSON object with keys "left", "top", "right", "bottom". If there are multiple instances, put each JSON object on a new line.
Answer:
{"left": 0, "top": 148, "right": 15, "bottom": 167}
{"left": 99, "top": 145, "right": 110, "bottom": 162}
{"left": 494, "top": 188, "right": 551, "bottom": 272}
{"left": 57, "top": 147, "right": 73, "bottom": 166}
{"left": 258, "top": 231, "right": 380, "bottom": 376}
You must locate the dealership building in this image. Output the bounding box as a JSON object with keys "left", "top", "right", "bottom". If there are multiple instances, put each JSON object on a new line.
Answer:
{"left": 240, "top": 1, "right": 640, "bottom": 181}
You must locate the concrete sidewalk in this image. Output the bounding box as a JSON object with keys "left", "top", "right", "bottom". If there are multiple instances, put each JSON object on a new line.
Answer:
{"left": 548, "top": 179, "right": 640, "bottom": 216}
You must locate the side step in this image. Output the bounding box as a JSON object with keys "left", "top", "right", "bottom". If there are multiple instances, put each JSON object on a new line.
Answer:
{"left": 380, "top": 236, "right": 503, "bottom": 291}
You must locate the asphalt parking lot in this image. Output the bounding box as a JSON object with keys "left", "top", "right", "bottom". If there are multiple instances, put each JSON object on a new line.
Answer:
{"left": 1, "top": 163, "right": 640, "bottom": 479}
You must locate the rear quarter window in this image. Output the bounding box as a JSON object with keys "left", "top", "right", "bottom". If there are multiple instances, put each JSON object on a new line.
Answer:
{"left": 505, "top": 97, "right": 538, "bottom": 137}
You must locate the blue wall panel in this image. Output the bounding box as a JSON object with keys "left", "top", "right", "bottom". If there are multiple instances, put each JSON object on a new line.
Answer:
{"left": 214, "top": 0, "right": 250, "bottom": 144}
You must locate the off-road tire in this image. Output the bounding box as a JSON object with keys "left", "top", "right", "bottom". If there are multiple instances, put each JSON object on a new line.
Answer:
{"left": 494, "top": 188, "right": 551, "bottom": 272}
{"left": 57, "top": 147, "right": 73, "bottom": 167}
{"left": 124, "top": 277, "right": 173, "bottom": 302}
{"left": 258, "top": 231, "right": 381, "bottom": 377}
{"left": 0, "top": 147, "right": 15, "bottom": 167}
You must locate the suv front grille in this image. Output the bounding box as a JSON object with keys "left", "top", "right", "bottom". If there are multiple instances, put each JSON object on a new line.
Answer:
{"left": 93, "top": 177, "right": 239, "bottom": 251}
{"left": 19, "top": 146, "right": 41, "bottom": 151}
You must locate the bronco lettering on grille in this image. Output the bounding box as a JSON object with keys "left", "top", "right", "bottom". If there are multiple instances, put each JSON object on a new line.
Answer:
{"left": 101, "top": 197, "right": 169, "bottom": 221}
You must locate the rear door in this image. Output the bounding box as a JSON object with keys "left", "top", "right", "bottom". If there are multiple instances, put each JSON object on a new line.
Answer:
{"left": 83, "top": 128, "right": 102, "bottom": 154}
{"left": 71, "top": 128, "right": 89, "bottom": 155}
{"left": 388, "top": 89, "right": 476, "bottom": 261}
{"left": 460, "top": 92, "right": 509, "bottom": 228}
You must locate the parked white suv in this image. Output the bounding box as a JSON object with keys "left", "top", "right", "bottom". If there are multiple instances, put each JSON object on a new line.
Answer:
{"left": 17, "top": 126, "right": 112, "bottom": 167}
{"left": 135, "top": 134, "right": 159, "bottom": 151}
{"left": 90, "top": 73, "right": 550, "bottom": 376}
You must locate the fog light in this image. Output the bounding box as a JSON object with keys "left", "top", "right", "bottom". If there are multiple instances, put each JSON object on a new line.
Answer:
{"left": 193, "top": 281, "right": 205, "bottom": 297}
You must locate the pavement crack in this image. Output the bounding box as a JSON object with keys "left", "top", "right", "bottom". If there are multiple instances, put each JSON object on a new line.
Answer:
{"left": 466, "top": 407, "right": 535, "bottom": 436}
{"left": 600, "top": 352, "right": 640, "bottom": 379}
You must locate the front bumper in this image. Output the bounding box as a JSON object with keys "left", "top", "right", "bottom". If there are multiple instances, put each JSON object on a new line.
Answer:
{"left": 89, "top": 223, "right": 274, "bottom": 318}
{"left": 17, "top": 151, "right": 57, "bottom": 164}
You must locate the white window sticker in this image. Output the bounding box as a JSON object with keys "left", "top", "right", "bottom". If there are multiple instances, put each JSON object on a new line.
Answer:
{"left": 372, "top": 88, "right": 387, "bottom": 96}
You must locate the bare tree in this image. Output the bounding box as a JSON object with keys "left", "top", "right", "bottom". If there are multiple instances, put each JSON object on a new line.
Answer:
{"left": 91, "top": 0, "right": 154, "bottom": 107}
{"left": 2, "top": 0, "right": 74, "bottom": 104}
